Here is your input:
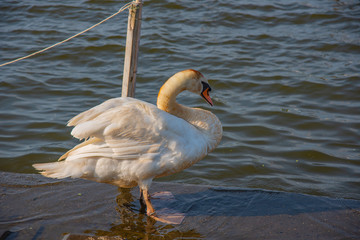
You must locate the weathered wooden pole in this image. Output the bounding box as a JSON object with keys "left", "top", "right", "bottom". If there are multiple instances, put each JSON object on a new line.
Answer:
{"left": 122, "top": 0, "right": 142, "bottom": 97}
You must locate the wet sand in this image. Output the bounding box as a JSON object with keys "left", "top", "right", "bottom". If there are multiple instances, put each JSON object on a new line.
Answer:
{"left": 1, "top": 171, "right": 359, "bottom": 239}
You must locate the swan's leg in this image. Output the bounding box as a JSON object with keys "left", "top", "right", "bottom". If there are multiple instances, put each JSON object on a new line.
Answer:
{"left": 142, "top": 188, "right": 156, "bottom": 216}
{"left": 140, "top": 188, "right": 184, "bottom": 224}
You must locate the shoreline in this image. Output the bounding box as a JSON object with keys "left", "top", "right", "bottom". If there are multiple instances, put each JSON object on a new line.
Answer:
{"left": 1, "top": 171, "right": 359, "bottom": 239}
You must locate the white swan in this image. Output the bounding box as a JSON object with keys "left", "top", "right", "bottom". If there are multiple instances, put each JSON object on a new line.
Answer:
{"left": 33, "top": 69, "right": 222, "bottom": 221}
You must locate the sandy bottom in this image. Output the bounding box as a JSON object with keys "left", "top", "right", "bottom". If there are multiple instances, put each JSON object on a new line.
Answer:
{"left": 1, "top": 172, "right": 359, "bottom": 239}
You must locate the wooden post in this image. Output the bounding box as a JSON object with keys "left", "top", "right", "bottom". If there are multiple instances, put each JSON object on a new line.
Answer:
{"left": 122, "top": 0, "right": 142, "bottom": 97}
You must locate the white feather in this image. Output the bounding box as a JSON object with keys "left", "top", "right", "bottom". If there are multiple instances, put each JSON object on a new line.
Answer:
{"left": 33, "top": 70, "right": 222, "bottom": 191}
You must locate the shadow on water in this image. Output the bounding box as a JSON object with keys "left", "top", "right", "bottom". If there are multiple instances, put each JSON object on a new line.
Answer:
{"left": 161, "top": 188, "right": 360, "bottom": 217}
{"left": 81, "top": 184, "right": 360, "bottom": 240}
{"left": 1, "top": 172, "right": 359, "bottom": 239}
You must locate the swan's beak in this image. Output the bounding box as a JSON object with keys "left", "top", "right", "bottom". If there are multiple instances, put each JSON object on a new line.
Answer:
{"left": 201, "top": 86, "right": 213, "bottom": 106}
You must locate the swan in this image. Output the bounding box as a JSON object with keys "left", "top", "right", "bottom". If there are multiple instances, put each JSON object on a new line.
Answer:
{"left": 33, "top": 69, "right": 222, "bottom": 222}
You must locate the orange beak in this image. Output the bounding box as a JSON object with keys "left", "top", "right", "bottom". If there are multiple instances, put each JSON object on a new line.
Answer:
{"left": 201, "top": 87, "right": 213, "bottom": 106}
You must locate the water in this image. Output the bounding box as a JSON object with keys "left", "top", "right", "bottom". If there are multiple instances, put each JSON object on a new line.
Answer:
{"left": 1, "top": 0, "right": 360, "bottom": 202}
{"left": 2, "top": 172, "right": 359, "bottom": 239}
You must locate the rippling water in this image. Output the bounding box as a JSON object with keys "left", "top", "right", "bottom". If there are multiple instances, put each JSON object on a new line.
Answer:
{"left": 1, "top": 0, "right": 360, "bottom": 200}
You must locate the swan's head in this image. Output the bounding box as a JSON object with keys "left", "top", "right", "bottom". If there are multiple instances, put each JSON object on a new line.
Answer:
{"left": 157, "top": 69, "right": 214, "bottom": 111}
{"left": 176, "top": 69, "right": 214, "bottom": 106}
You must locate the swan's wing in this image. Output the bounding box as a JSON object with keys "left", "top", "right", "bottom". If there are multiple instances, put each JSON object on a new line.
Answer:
{"left": 64, "top": 98, "right": 169, "bottom": 163}
{"left": 67, "top": 97, "right": 139, "bottom": 127}
{"left": 68, "top": 97, "right": 203, "bottom": 156}
{"left": 35, "top": 98, "right": 209, "bottom": 184}
{"left": 69, "top": 98, "right": 171, "bottom": 141}
{"left": 68, "top": 97, "right": 209, "bottom": 162}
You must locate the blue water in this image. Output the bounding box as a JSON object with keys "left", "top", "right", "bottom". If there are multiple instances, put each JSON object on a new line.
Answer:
{"left": 1, "top": 0, "right": 360, "bottom": 199}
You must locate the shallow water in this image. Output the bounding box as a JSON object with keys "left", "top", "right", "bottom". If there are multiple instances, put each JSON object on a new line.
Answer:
{"left": 1, "top": 172, "right": 360, "bottom": 239}
{"left": 1, "top": 0, "right": 360, "bottom": 201}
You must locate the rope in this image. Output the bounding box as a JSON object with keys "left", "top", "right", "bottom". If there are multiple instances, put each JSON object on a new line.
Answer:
{"left": 0, "top": 1, "right": 133, "bottom": 67}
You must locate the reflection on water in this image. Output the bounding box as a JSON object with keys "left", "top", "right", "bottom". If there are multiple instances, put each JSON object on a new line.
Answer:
{"left": 86, "top": 188, "right": 203, "bottom": 240}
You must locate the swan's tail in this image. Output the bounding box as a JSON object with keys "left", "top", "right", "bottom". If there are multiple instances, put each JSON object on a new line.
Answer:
{"left": 33, "top": 137, "right": 101, "bottom": 179}
{"left": 33, "top": 162, "right": 69, "bottom": 179}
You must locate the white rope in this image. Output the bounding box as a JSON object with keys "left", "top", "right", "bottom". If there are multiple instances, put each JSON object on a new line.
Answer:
{"left": 0, "top": 2, "right": 133, "bottom": 67}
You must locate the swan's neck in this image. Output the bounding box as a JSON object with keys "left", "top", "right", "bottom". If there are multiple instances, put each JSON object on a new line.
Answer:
{"left": 157, "top": 74, "right": 188, "bottom": 119}
{"left": 157, "top": 76, "right": 222, "bottom": 152}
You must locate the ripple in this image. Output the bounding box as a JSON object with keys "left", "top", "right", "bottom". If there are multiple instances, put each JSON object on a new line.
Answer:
{"left": 1, "top": 0, "right": 359, "bottom": 200}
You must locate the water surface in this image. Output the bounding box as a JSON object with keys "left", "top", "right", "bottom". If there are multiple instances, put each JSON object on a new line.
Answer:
{"left": 1, "top": 0, "right": 360, "bottom": 201}
{"left": 1, "top": 172, "right": 359, "bottom": 239}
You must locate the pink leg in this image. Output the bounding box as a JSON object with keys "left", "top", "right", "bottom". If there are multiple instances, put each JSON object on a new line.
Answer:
{"left": 141, "top": 188, "right": 155, "bottom": 216}
{"left": 140, "top": 188, "right": 184, "bottom": 224}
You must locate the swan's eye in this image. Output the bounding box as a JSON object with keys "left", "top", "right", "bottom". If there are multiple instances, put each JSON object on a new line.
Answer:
{"left": 201, "top": 81, "right": 211, "bottom": 92}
